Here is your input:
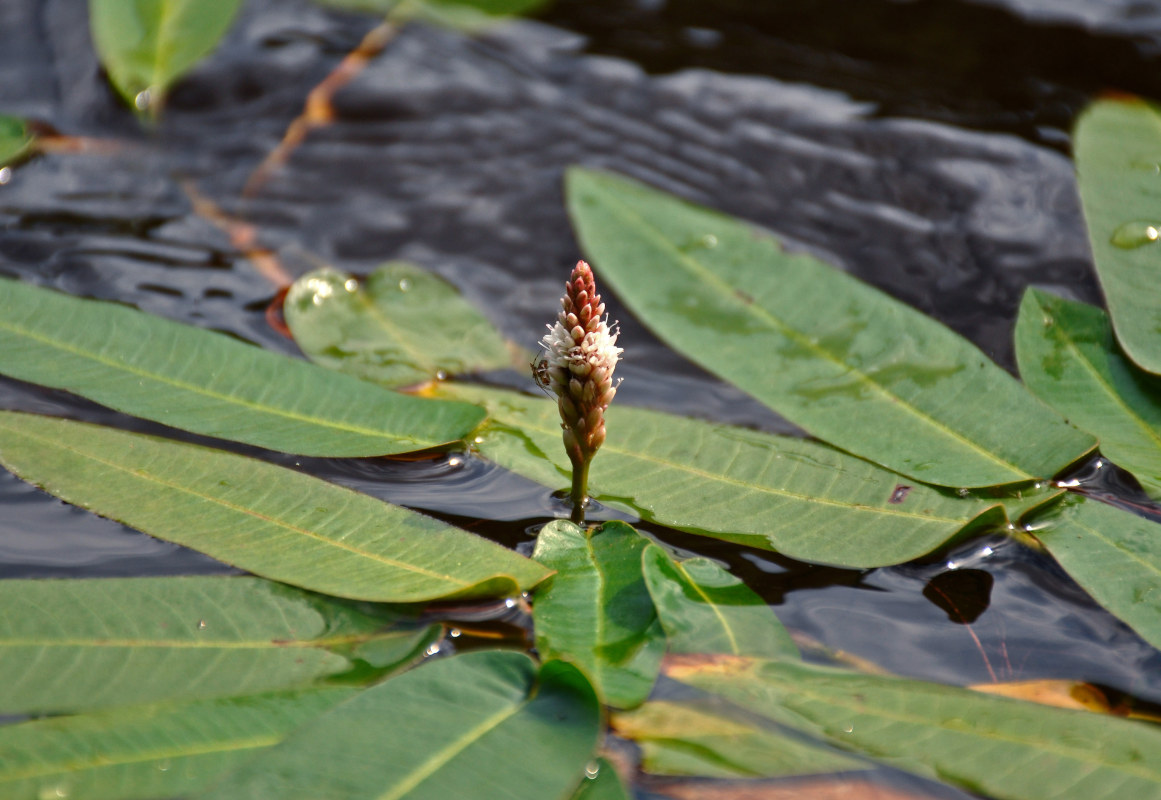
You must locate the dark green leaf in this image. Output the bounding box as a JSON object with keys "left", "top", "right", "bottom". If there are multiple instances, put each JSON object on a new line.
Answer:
{"left": 1074, "top": 98, "right": 1161, "bottom": 375}
{"left": 0, "top": 688, "right": 356, "bottom": 800}
{"left": 443, "top": 383, "right": 1050, "bottom": 568}
{"left": 0, "top": 277, "right": 485, "bottom": 456}
{"left": 0, "top": 575, "right": 431, "bottom": 713}
{"left": 1016, "top": 288, "right": 1161, "bottom": 497}
{"left": 88, "top": 0, "right": 243, "bottom": 112}
{"left": 316, "top": 0, "right": 549, "bottom": 30}
{"left": 0, "top": 413, "right": 550, "bottom": 603}
{"left": 642, "top": 545, "right": 797, "bottom": 658}
{"left": 531, "top": 520, "right": 665, "bottom": 709}
{"left": 285, "top": 265, "right": 514, "bottom": 389}
{"left": 612, "top": 699, "right": 860, "bottom": 779}
{"left": 568, "top": 758, "right": 630, "bottom": 800}
{"left": 1026, "top": 495, "right": 1161, "bottom": 653}
{"left": 565, "top": 167, "right": 1095, "bottom": 487}
{"left": 199, "top": 651, "right": 601, "bottom": 800}
{"left": 669, "top": 654, "right": 1161, "bottom": 800}
{"left": 0, "top": 114, "right": 35, "bottom": 168}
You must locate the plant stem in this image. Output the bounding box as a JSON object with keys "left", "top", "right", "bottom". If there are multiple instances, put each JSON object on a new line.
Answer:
{"left": 569, "top": 454, "right": 590, "bottom": 524}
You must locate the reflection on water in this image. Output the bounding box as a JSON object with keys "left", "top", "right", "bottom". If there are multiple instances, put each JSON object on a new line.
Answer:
{"left": 1, "top": 0, "right": 1160, "bottom": 705}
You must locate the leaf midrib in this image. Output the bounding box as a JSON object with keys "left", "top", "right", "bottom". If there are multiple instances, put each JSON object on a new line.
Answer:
{"left": 583, "top": 178, "right": 1031, "bottom": 481}
{"left": 0, "top": 630, "right": 407, "bottom": 650}
{"left": 0, "top": 315, "right": 436, "bottom": 448}
{"left": 0, "top": 419, "right": 469, "bottom": 589}
{"left": 676, "top": 563, "right": 741, "bottom": 655}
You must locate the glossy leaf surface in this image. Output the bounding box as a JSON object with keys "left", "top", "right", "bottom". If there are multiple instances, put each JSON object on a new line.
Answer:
{"left": 0, "top": 414, "right": 549, "bottom": 602}
{"left": 89, "top": 0, "right": 243, "bottom": 111}
{"left": 200, "top": 651, "right": 601, "bottom": 800}
{"left": 285, "top": 264, "right": 513, "bottom": 389}
{"left": 1074, "top": 98, "right": 1161, "bottom": 374}
{"left": 1028, "top": 495, "right": 1161, "bottom": 653}
{"left": 566, "top": 167, "right": 1095, "bottom": 487}
{"left": 612, "top": 699, "right": 860, "bottom": 779}
{"left": 642, "top": 545, "right": 797, "bottom": 658}
{"left": 0, "top": 114, "right": 35, "bottom": 167}
{"left": 1016, "top": 289, "right": 1161, "bottom": 496}
{"left": 569, "top": 758, "right": 630, "bottom": 800}
{"left": 0, "top": 277, "right": 485, "bottom": 456}
{"left": 531, "top": 521, "right": 665, "bottom": 709}
{"left": 0, "top": 575, "right": 426, "bottom": 713}
{"left": 669, "top": 654, "right": 1161, "bottom": 800}
{"left": 443, "top": 383, "right": 1040, "bottom": 568}
{"left": 0, "top": 688, "right": 356, "bottom": 800}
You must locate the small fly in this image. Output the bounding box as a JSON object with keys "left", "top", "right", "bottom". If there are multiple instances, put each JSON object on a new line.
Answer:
{"left": 530, "top": 352, "right": 553, "bottom": 395}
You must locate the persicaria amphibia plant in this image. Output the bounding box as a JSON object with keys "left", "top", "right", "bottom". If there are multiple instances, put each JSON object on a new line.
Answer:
{"left": 539, "top": 260, "right": 622, "bottom": 522}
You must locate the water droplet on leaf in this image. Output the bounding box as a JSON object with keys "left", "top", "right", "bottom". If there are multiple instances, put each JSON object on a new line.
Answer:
{"left": 0, "top": 167, "right": 11, "bottom": 185}
{"left": 197, "top": 620, "right": 207, "bottom": 630}
{"left": 584, "top": 760, "right": 601, "bottom": 779}
{"left": 1110, "top": 221, "right": 1160, "bottom": 249}
{"left": 398, "top": 278, "right": 411, "bottom": 292}
{"left": 134, "top": 89, "right": 152, "bottom": 111}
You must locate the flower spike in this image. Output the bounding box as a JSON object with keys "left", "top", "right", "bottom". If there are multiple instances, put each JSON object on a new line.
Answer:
{"left": 539, "top": 260, "right": 622, "bottom": 522}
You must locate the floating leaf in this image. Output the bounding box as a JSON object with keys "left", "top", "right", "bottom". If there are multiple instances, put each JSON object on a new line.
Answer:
{"left": 1074, "top": 98, "right": 1161, "bottom": 375}
{"left": 565, "top": 167, "right": 1095, "bottom": 487}
{"left": 443, "top": 383, "right": 1047, "bottom": 568}
{"left": 0, "top": 278, "right": 485, "bottom": 457}
{"left": 0, "top": 687, "right": 356, "bottom": 800}
{"left": 88, "top": 0, "right": 243, "bottom": 112}
{"left": 1015, "top": 289, "right": 1161, "bottom": 497}
{"left": 668, "top": 654, "right": 1161, "bottom": 800}
{"left": 0, "top": 114, "right": 35, "bottom": 168}
{"left": 569, "top": 758, "right": 630, "bottom": 800}
{"left": 642, "top": 545, "right": 797, "bottom": 658}
{"left": 1025, "top": 495, "right": 1161, "bottom": 653}
{"left": 612, "top": 699, "right": 861, "bottom": 780}
{"left": 285, "top": 265, "right": 513, "bottom": 390}
{"left": 200, "top": 651, "right": 601, "bottom": 800}
{"left": 531, "top": 521, "right": 665, "bottom": 709}
{"left": 0, "top": 575, "right": 433, "bottom": 713}
{"left": 0, "top": 414, "right": 550, "bottom": 603}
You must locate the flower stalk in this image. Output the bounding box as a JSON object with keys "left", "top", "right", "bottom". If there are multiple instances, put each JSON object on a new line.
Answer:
{"left": 539, "top": 260, "right": 622, "bottom": 523}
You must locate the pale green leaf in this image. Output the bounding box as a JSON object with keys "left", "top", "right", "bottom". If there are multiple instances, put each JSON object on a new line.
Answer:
{"left": 0, "top": 277, "right": 486, "bottom": 457}
{"left": 442, "top": 383, "right": 1050, "bottom": 568}
{"left": 1074, "top": 98, "right": 1161, "bottom": 375}
{"left": 0, "top": 688, "right": 357, "bottom": 800}
{"left": 565, "top": 167, "right": 1095, "bottom": 487}
{"left": 612, "top": 699, "right": 861, "bottom": 779}
{"left": 669, "top": 654, "right": 1161, "bottom": 800}
{"left": 1026, "top": 495, "right": 1161, "bottom": 653}
{"left": 0, "top": 575, "right": 430, "bottom": 713}
{"left": 285, "top": 265, "right": 513, "bottom": 389}
{"left": 199, "top": 651, "right": 601, "bottom": 800}
{"left": 1016, "top": 288, "right": 1161, "bottom": 497}
{"left": 531, "top": 520, "right": 665, "bottom": 709}
{"left": 642, "top": 545, "right": 797, "bottom": 658}
{"left": 0, "top": 114, "right": 35, "bottom": 167}
{"left": 0, "top": 413, "right": 551, "bottom": 603}
{"left": 89, "top": 0, "right": 243, "bottom": 111}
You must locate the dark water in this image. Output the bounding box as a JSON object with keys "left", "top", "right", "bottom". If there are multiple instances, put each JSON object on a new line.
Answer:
{"left": 3, "top": 0, "right": 1161, "bottom": 758}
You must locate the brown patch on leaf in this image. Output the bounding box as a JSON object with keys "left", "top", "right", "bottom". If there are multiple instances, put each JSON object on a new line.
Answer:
{"left": 651, "top": 776, "right": 937, "bottom": 800}
{"left": 663, "top": 653, "right": 752, "bottom": 680}
{"left": 887, "top": 485, "right": 911, "bottom": 504}
{"left": 970, "top": 680, "right": 1125, "bottom": 714}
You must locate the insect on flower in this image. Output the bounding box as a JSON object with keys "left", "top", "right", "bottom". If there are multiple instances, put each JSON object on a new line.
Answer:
{"left": 530, "top": 351, "right": 553, "bottom": 395}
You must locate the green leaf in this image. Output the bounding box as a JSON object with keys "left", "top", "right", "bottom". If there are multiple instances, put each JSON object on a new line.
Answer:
{"left": 1016, "top": 289, "right": 1161, "bottom": 497}
{"left": 669, "top": 654, "right": 1161, "bottom": 800}
{"left": 315, "top": 0, "right": 549, "bottom": 31}
{"left": 199, "top": 651, "right": 601, "bottom": 800}
{"left": 531, "top": 520, "right": 665, "bottom": 709}
{"left": 568, "top": 758, "right": 629, "bottom": 800}
{"left": 1074, "top": 98, "right": 1161, "bottom": 375}
{"left": 1026, "top": 495, "right": 1161, "bottom": 653}
{"left": 443, "top": 383, "right": 1047, "bottom": 568}
{"left": 642, "top": 545, "right": 797, "bottom": 658}
{"left": 0, "top": 277, "right": 485, "bottom": 456}
{"left": 612, "top": 699, "right": 861, "bottom": 779}
{"left": 0, "top": 413, "right": 550, "bottom": 603}
{"left": 0, "top": 687, "right": 356, "bottom": 800}
{"left": 0, "top": 114, "right": 35, "bottom": 168}
{"left": 565, "top": 167, "right": 1095, "bottom": 488}
{"left": 0, "top": 575, "right": 433, "bottom": 713}
{"left": 285, "top": 265, "right": 514, "bottom": 390}
{"left": 88, "top": 0, "right": 243, "bottom": 112}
